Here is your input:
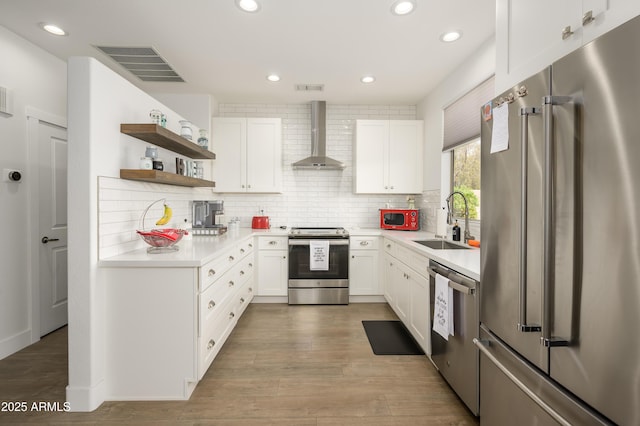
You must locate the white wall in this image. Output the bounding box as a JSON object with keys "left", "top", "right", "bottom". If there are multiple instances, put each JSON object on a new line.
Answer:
{"left": 416, "top": 36, "right": 496, "bottom": 236}
{"left": 66, "top": 57, "right": 210, "bottom": 411}
{"left": 0, "top": 25, "right": 67, "bottom": 359}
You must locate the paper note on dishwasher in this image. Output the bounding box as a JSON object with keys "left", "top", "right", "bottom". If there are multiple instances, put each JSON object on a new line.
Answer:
{"left": 490, "top": 103, "right": 509, "bottom": 153}
{"left": 433, "top": 273, "right": 454, "bottom": 340}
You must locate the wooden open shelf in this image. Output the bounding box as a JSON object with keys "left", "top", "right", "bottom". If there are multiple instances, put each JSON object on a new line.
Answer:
{"left": 120, "top": 123, "right": 216, "bottom": 160}
{"left": 120, "top": 169, "right": 216, "bottom": 188}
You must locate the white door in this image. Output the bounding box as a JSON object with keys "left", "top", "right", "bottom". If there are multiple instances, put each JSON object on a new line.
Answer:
{"left": 37, "top": 120, "right": 68, "bottom": 336}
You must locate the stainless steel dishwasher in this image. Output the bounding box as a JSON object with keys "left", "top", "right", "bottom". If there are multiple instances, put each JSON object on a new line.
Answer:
{"left": 428, "top": 260, "right": 479, "bottom": 416}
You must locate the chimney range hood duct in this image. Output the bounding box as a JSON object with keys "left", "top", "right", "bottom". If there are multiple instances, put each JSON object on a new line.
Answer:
{"left": 292, "top": 101, "right": 345, "bottom": 170}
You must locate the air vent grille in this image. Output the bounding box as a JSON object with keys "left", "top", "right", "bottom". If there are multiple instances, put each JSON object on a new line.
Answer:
{"left": 295, "top": 84, "right": 324, "bottom": 92}
{"left": 95, "top": 46, "right": 184, "bottom": 82}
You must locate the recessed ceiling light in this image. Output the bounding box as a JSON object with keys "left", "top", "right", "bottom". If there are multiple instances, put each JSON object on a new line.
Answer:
{"left": 440, "top": 30, "right": 462, "bottom": 42}
{"left": 391, "top": 0, "right": 416, "bottom": 16}
{"left": 360, "top": 75, "right": 376, "bottom": 84}
{"left": 266, "top": 74, "right": 281, "bottom": 82}
{"left": 39, "top": 22, "right": 67, "bottom": 36}
{"left": 235, "top": 0, "right": 261, "bottom": 13}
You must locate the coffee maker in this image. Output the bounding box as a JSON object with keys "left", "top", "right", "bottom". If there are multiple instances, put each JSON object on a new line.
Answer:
{"left": 192, "top": 200, "right": 227, "bottom": 235}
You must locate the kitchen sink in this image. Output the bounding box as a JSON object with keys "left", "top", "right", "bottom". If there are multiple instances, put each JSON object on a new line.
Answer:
{"left": 413, "top": 239, "right": 470, "bottom": 250}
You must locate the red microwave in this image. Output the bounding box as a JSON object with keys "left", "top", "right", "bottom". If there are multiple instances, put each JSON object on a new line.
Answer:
{"left": 380, "top": 209, "right": 420, "bottom": 231}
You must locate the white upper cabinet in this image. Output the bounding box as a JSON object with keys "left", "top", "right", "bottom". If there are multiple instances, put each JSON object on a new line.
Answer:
{"left": 211, "top": 117, "right": 282, "bottom": 193}
{"left": 354, "top": 120, "right": 423, "bottom": 194}
{"left": 496, "top": 0, "right": 640, "bottom": 93}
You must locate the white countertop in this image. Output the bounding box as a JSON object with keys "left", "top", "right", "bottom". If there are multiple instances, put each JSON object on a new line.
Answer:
{"left": 101, "top": 226, "right": 480, "bottom": 281}
{"left": 380, "top": 230, "right": 480, "bottom": 281}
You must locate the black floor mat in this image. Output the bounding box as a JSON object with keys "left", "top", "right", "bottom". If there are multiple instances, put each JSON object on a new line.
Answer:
{"left": 362, "top": 320, "right": 425, "bottom": 355}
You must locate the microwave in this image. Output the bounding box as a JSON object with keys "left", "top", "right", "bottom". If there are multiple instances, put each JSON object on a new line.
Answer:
{"left": 380, "top": 209, "right": 420, "bottom": 231}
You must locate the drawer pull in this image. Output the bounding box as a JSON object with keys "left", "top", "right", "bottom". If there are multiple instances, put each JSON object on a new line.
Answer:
{"left": 229, "top": 312, "right": 235, "bottom": 319}
{"left": 248, "top": 243, "right": 253, "bottom": 248}
{"left": 228, "top": 255, "right": 235, "bottom": 262}
{"left": 248, "top": 287, "right": 253, "bottom": 293}
{"left": 248, "top": 263, "right": 253, "bottom": 268}
{"left": 207, "top": 339, "right": 215, "bottom": 350}
{"left": 208, "top": 300, "right": 216, "bottom": 310}
{"left": 240, "top": 248, "right": 245, "bottom": 254}
{"left": 386, "top": 244, "right": 391, "bottom": 249}
{"left": 240, "top": 270, "right": 245, "bottom": 276}
{"left": 240, "top": 297, "right": 245, "bottom": 304}
{"left": 269, "top": 240, "right": 277, "bottom": 245}
{"left": 360, "top": 240, "right": 370, "bottom": 246}
{"left": 229, "top": 280, "right": 235, "bottom": 287}
{"left": 208, "top": 269, "right": 216, "bottom": 277}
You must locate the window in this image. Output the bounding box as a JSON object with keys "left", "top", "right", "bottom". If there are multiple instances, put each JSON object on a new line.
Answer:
{"left": 451, "top": 138, "right": 480, "bottom": 220}
{"left": 442, "top": 76, "right": 493, "bottom": 222}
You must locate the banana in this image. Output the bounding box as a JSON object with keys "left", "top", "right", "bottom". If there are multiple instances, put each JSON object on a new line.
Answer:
{"left": 155, "top": 203, "right": 172, "bottom": 226}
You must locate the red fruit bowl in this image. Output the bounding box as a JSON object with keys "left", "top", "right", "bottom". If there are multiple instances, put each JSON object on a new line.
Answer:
{"left": 137, "top": 228, "right": 188, "bottom": 252}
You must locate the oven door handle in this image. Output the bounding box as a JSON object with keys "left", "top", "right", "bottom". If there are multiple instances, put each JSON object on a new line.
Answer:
{"left": 288, "top": 239, "right": 349, "bottom": 246}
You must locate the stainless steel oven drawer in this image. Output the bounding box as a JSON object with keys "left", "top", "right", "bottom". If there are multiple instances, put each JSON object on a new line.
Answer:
{"left": 288, "top": 279, "right": 349, "bottom": 288}
{"left": 288, "top": 288, "right": 349, "bottom": 305}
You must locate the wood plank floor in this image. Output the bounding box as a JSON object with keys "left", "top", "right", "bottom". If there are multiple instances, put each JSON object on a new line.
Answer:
{"left": 0, "top": 303, "right": 478, "bottom": 425}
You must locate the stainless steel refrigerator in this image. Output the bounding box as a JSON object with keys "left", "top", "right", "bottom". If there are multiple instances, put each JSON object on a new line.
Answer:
{"left": 478, "top": 15, "right": 640, "bottom": 426}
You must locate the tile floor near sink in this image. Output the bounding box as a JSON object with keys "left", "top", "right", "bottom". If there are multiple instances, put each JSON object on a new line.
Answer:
{"left": 0, "top": 303, "right": 478, "bottom": 425}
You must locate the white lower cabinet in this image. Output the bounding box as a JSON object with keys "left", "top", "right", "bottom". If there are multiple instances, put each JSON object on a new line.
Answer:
{"left": 382, "top": 240, "right": 430, "bottom": 353}
{"left": 349, "top": 236, "right": 381, "bottom": 296}
{"left": 256, "top": 236, "right": 288, "bottom": 296}
{"left": 104, "top": 236, "right": 254, "bottom": 400}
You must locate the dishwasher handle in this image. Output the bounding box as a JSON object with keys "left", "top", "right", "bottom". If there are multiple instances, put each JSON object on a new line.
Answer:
{"left": 427, "top": 266, "right": 476, "bottom": 295}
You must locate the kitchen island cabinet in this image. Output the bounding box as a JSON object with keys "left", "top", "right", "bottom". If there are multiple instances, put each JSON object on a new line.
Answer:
{"left": 211, "top": 117, "right": 282, "bottom": 193}
{"left": 101, "top": 234, "right": 254, "bottom": 400}
{"left": 354, "top": 120, "right": 423, "bottom": 194}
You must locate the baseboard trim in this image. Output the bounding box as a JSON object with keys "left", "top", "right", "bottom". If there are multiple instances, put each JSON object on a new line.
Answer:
{"left": 0, "top": 329, "right": 34, "bottom": 360}
{"left": 66, "top": 380, "right": 105, "bottom": 412}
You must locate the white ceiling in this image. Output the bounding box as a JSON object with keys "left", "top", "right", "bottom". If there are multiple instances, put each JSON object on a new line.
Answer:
{"left": 0, "top": 0, "right": 496, "bottom": 104}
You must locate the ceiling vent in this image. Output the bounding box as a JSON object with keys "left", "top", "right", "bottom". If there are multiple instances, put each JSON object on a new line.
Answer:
{"left": 94, "top": 46, "right": 184, "bottom": 82}
{"left": 295, "top": 84, "right": 324, "bottom": 92}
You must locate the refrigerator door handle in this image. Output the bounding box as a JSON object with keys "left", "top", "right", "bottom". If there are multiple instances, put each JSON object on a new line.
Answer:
{"left": 518, "top": 107, "right": 542, "bottom": 333}
{"left": 541, "top": 96, "right": 571, "bottom": 348}
{"left": 474, "top": 338, "right": 572, "bottom": 426}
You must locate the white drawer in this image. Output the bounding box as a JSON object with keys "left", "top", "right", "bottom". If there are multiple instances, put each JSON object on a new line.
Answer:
{"left": 396, "top": 244, "right": 429, "bottom": 278}
{"left": 199, "top": 254, "right": 234, "bottom": 291}
{"left": 350, "top": 236, "right": 379, "bottom": 250}
{"left": 198, "top": 298, "right": 236, "bottom": 379}
{"left": 258, "top": 236, "right": 288, "bottom": 250}
{"left": 236, "top": 237, "right": 254, "bottom": 258}
{"left": 199, "top": 277, "right": 233, "bottom": 331}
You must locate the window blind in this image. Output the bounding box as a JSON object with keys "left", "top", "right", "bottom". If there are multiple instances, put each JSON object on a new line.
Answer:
{"left": 443, "top": 76, "right": 494, "bottom": 152}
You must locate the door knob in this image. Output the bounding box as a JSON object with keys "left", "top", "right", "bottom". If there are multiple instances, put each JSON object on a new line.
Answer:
{"left": 41, "top": 236, "right": 59, "bottom": 244}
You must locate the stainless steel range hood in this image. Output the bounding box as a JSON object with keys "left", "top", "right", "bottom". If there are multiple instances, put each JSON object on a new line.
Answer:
{"left": 292, "top": 101, "right": 345, "bottom": 170}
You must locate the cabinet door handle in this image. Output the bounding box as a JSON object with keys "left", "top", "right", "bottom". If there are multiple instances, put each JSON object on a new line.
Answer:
{"left": 386, "top": 244, "right": 391, "bottom": 249}
{"left": 269, "top": 240, "right": 277, "bottom": 245}
{"left": 248, "top": 287, "right": 253, "bottom": 293}
{"left": 248, "top": 263, "right": 253, "bottom": 268}
{"left": 207, "top": 339, "right": 215, "bottom": 350}
{"left": 248, "top": 243, "right": 253, "bottom": 248}
{"left": 561, "top": 25, "right": 574, "bottom": 40}
{"left": 208, "top": 269, "right": 216, "bottom": 277}
{"left": 240, "top": 297, "right": 245, "bottom": 304}
{"left": 228, "top": 280, "right": 235, "bottom": 287}
{"left": 240, "top": 248, "right": 245, "bottom": 254}
{"left": 360, "top": 240, "right": 369, "bottom": 246}
{"left": 229, "top": 312, "right": 235, "bottom": 319}
{"left": 582, "top": 10, "right": 595, "bottom": 26}
{"left": 240, "top": 270, "right": 245, "bottom": 276}
{"left": 208, "top": 300, "right": 216, "bottom": 310}
{"left": 228, "top": 255, "right": 235, "bottom": 262}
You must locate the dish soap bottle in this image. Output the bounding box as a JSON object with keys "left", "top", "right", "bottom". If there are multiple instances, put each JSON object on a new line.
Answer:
{"left": 452, "top": 220, "right": 461, "bottom": 241}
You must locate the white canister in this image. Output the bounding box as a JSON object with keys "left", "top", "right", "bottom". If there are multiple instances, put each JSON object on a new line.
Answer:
{"left": 139, "top": 157, "right": 153, "bottom": 170}
{"left": 179, "top": 120, "right": 193, "bottom": 140}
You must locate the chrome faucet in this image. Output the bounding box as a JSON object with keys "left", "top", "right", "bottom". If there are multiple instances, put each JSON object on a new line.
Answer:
{"left": 446, "top": 191, "right": 475, "bottom": 243}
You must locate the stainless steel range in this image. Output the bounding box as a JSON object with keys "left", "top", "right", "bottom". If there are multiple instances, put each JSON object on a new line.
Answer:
{"left": 288, "top": 227, "right": 349, "bottom": 305}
